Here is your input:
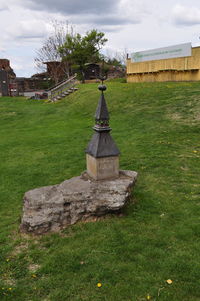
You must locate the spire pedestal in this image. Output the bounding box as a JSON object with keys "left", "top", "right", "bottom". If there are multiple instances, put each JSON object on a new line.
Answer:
{"left": 86, "top": 154, "right": 119, "bottom": 180}
{"left": 86, "top": 84, "right": 120, "bottom": 180}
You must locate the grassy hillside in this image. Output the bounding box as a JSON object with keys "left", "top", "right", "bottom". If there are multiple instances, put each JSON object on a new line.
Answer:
{"left": 0, "top": 81, "right": 200, "bottom": 301}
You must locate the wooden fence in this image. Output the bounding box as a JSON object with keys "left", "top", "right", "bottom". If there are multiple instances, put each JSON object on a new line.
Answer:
{"left": 127, "top": 46, "right": 200, "bottom": 82}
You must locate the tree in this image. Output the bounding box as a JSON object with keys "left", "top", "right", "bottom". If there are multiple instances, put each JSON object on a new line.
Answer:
{"left": 104, "top": 48, "right": 128, "bottom": 68}
{"left": 59, "top": 29, "right": 107, "bottom": 82}
{"left": 35, "top": 20, "right": 74, "bottom": 84}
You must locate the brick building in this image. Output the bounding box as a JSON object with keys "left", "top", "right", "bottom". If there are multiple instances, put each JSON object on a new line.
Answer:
{"left": 0, "top": 59, "right": 16, "bottom": 96}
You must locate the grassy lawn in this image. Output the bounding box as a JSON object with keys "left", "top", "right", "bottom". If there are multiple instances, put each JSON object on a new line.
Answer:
{"left": 0, "top": 81, "right": 200, "bottom": 301}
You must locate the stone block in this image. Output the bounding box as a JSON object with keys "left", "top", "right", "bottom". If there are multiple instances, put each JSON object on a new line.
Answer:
{"left": 86, "top": 154, "right": 119, "bottom": 180}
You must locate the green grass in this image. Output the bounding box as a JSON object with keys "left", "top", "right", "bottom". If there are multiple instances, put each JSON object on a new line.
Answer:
{"left": 0, "top": 81, "right": 200, "bottom": 301}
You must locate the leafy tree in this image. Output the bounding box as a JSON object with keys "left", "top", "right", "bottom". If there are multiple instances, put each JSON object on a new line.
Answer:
{"left": 104, "top": 48, "right": 128, "bottom": 69}
{"left": 59, "top": 29, "right": 107, "bottom": 82}
{"left": 105, "top": 57, "right": 123, "bottom": 68}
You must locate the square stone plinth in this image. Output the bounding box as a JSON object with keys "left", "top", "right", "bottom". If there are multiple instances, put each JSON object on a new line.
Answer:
{"left": 86, "top": 154, "right": 119, "bottom": 180}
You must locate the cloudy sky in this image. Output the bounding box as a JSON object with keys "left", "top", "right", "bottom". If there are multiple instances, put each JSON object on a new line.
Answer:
{"left": 0, "top": 0, "right": 200, "bottom": 77}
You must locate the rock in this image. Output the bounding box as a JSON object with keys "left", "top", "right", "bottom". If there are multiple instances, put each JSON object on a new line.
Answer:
{"left": 20, "top": 170, "right": 138, "bottom": 234}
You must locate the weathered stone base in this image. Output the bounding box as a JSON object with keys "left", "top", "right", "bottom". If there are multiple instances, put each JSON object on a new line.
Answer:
{"left": 20, "top": 170, "right": 137, "bottom": 234}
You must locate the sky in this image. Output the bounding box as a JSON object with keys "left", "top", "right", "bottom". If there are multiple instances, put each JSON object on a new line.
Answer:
{"left": 0, "top": 0, "right": 200, "bottom": 77}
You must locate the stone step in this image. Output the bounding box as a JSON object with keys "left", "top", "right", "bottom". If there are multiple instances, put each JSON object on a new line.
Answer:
{"left": 49, "top": 86, "right": 78, "bottom": 102}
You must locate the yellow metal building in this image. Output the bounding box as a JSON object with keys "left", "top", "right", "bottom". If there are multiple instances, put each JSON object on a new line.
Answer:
{"left": 126, "top": 46, "right": 200, "bottom": 82}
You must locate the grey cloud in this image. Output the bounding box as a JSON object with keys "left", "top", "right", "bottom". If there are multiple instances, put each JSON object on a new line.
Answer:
{"left": 65, "top": 11, "right": 141, "bottom": 28}
{"left": 5, "top": 19, "right": 48, "bottom": 42}
{"left": 172, "top": 5, "right": 200, "bottom": 26}
{"left": 89, "top": 15, "right": 140, "bottom": 26}
{"left": 100, "top": 27, "right": 121, "bottom": 33}
{"left": 15, "top": 33, "right": 46, "bottom": 39}
{"left": 174, "top": 18, "right": 200, "bottom": 26}
{"left": 19, "top": 0, "right": 143, "bottom": 28}
{"left": 26, "top": 0, "right": 117, "bottom": 15}
{"left": 0, "top": 4, "right": 8, "bottom": 11}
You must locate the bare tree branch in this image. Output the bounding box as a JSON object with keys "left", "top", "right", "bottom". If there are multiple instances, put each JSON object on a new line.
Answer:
{"left": 35, "top": 20, "right": 75, "bottom": 84}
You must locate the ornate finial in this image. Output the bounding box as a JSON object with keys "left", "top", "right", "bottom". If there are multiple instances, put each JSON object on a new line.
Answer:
{"left": 94, "top": 83, "right": 109, "bottom": 130}
{"left": 99, "top": 75, "right": 107, "bottom": 85}
{"left": 98, "top": 72, "right": 107, "bottom": 94}
{"left": 98, "top": 84, "right": 107, "bottom": 92}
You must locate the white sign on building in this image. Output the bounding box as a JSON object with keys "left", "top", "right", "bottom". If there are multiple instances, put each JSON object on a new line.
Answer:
{"left": 131, "top": 43, "right": 192, "bottom": 63}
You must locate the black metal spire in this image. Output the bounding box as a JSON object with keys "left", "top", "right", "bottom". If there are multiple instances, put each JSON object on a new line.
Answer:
{"left": 93, "top": 85, "right": 110, "bottom": 131}
{"left": 86, "top": 83, "right": 120, "bottom": 158}
{"left": 95, "top": 86, "right": 109, "bottom": 122}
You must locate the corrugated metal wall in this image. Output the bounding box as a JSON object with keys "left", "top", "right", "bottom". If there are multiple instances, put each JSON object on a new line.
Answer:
{"left": 127, "top": 46, "right": 200, "bottom": 82}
